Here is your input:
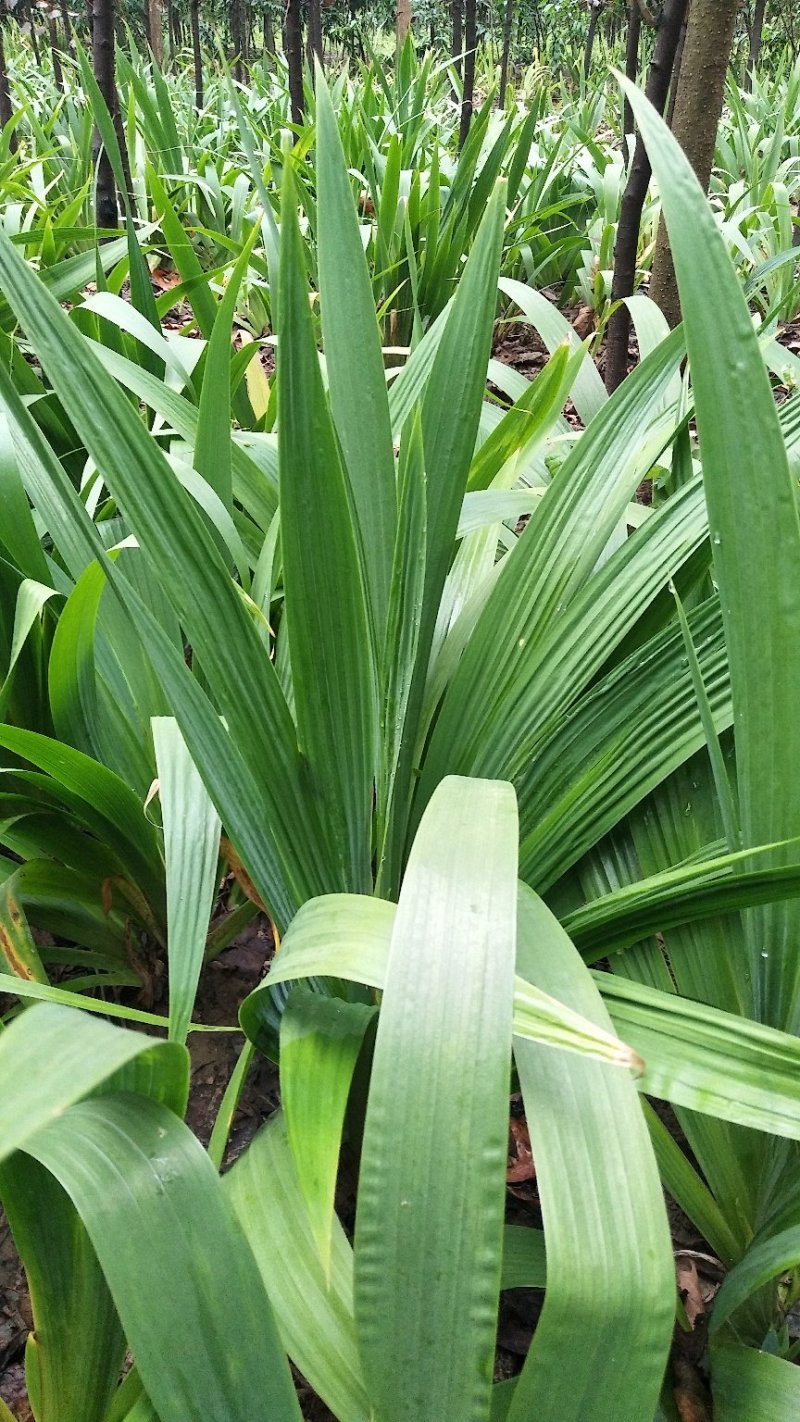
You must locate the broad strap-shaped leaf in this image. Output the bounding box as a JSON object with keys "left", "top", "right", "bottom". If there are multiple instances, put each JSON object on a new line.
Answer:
{"left": 280, "top": 987, "right": 376, "bottom": 1279}
{"left": 0, "top": 1155, "right": 125, "bottom": 1422}
{"left": 0, "top": 1004, "right": 188, "bottom": 1160}
{"left": 0, "top": 725, "right": 164, "bottom": 916}
{"left": 624, "top": 79, "right": 800, "bottom": 1033}
{"left": 354, "top": 776, "right": 518, "bottom": 1422}
{"left": 417, "top": 327, "right": 687, "bottom": 803}
{"left": 227, "top": 1112, "right": 370, "bottom": 1422}
{"left": 508, "top": 885, "right": 674, "bottom": 1422}
{"left": 316, "top": 73, "right": 397, "bottom": 641}
{"left": 0, "top": 241, "right": 326, "bottom": 926}
{"left": 376, "top": 412, "right": 427, "bottom": 894}
{"left": 194, "top": 221, "right": 262, "bottom": 512}
{"left": 564, "top": 843, "right": 800, "bottom": 963}
{"left": 710, "top": 1225, "right": 800, "bottom": 1335}
{"left": 711, "top": 1339, "right": 800, "bottom": 1419}
{"left": 600, "top": 974, "right": 800, "bottom": 1140}
{"left": 0, "top": 884, "right": 47, "bottom": 983}
{"left": 26, "top": 1094, "right": 302, "bottom": 1422}
{"left": 152, "top": 717, "right": 221, "bottom": 1045}
{"left": 243, "top": 893, "right": 642, "bottom": 1069}
{"left": 277, "top": 154, "right": 377, "bottom": 893}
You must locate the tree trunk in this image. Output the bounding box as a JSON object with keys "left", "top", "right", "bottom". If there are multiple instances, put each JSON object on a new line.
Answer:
{"left": 396, "top": 0, "right": 411, "bottom": 52}
{"left": 458, "top": 0, "right": 476, "bottom": 147}
{"left": 231, "top": 0, "right": 248, "bottom": 81}
{"left": 92, "top": 0, "right": 118, "bottom": 230}
{"left": 49, "top": 17, "right": 64, "bottom": 89}
{"left": 60, "top": 0, "right": 72, "bottom": 43}
{"left": 583, "top": 0, "right": 603, "bottom": 80}
{"left": 264, "top": 5, "right": 275, "bottom": 53}
{"left": 622, "top": 0, "right": 641, "bottom": 136}
{"left": 308, "top": 0, "right": 323, "bottom": 66}
{"left": 605, "top": 0, "right": 689, "bottom": 392}
{"left": 263, "top": 5, "right": 275, "bottom": 53}
{"left": 0, "top": 6, "right": 16, "bottom": 154}
{"left": 148, "top": 0, "right": 162, "bottom": 63}
{"left": 28, "top": 6, "right": 41, "bottom": 65}
{"left": 498, "top": 0, "right": 514, "bottom": 106}
{"left": 746, "top": 0, "right": 767, "bottom": 88}
{"left": 190, "top": 0, "right": 202, "bottom": 108}
{"left": 665, "top": 8, "right": 687, "bottom": 124}
{"left": 649, "top": 0, "right": 740, "bottom": 327}
{"left": 451, "top": 0, "right": 463, "bottom": 76}
{"left": 285, "top": 0, "right": 304, "bottom": 123}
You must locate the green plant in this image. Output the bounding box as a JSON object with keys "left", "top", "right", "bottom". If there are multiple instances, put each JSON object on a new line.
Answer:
{"left": 3, "top": 53, "right": 800, "bottom": 1419}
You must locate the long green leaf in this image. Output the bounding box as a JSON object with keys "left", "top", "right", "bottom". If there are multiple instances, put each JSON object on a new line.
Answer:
{"left": 354, "top": 776, "right": 517, "bottom": 1422}
{"left": 152, "top": 717, "right": 221, "bottom": 1045}
{"left": 624, "top": 79, "right": 800, "bottom": 1032}
{"left": 507, "top": 885, "right": 673, "bottom": 1422}
{"left": 277, "top": 154, "right": 377, "bottom": 891}
{"left": 316, "top": 73, "right": 397, "bottom": 640}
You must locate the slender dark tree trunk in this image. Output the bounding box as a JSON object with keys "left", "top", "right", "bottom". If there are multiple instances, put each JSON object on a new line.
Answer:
{"left": 622, "top": 0, "right": 641, "bottom": 136}
{"left": 231, "top": 0, "right": 248, "bottom": 81}
{"left": 49, "top": 17, "right": 64, "bottom": 89}
{"left": 0, "top": 6, "right": 16, "bottom": 153}
{"left": 396, "top": 0, "right": 411, "bottom": 51}
{"left": 498, "top": 0, "right": 514, "bottom": 106}
{"left": 148, "top": 0, "right": 163, "bottom": 63}
{"left": 583, "top": 0, "right": 603, "bottom": 80}
{"left": 605, "top": 0, "right": 689, "bottom": 392}
{"left": 665, "top": 8, "right": 687, "bottom": 124}
{"left": 746, "top": 0, "right": 767, "bottom": 88}
{"left": 649, "top": 0, "right": 740, "bottom": 327}
{"left": 285, "top": 0, "right": 304, "bottom": 123}
{"left": 166, "top": 0, "right": 176, "bottom": 51}
{"left": 190, "top": 0, "right": 202, "bottom": 108}
{"left": 264, "top": 5, "right": 275, "bottom": 54}
{"left": 451, "top": 0, "right": 463, "bottom": 76}
{"left": 28, "top": 6, "right": 41, "bottom": 65}
{"left": 308, "top": 0, "right": 323, "bottom": 65}
{"left": 142, "top": 0, "right": 150, "bottom": 45}
{"left": 458, "top": 0, "right": 476, "bottom": 147}
{"left": 60, "top": 0, "right": 72, "bottom": 43}
{"left": 92, "top": 0, "right": 118, "bottom": 230}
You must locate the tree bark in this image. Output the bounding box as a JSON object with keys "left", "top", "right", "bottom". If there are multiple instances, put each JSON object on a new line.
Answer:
{"left": 583, "top": 0, "right": 604, "bottom": 80}
{"left": 308, "top": 0, "right": 323, "bottom": 66}
{"left": 451, "top": 0, "right": 463, "bottom": 76}
{"left": 263, "top": 5, "right": 275, "bottom": 53}
{"left": 498, "top": 0, "right": 514, "bottom": 106}
{"left": 92, "top": 0, "right": 118, "bottom": 230}
{"left": 148, "top": 0, "right": 163, "bottom": 63}
{"left": 665, "top": 7, "right": 687, "bottom": 124}
{"left": 0, "top": 5, "right": 16, "bottom": 154}
{"left": 605, "top": 0, "right": 689, "bottom": 392}
{"left": 49, "top": 17, "right": 64, "bottom": 89}
{"left": 396, "top": 0, "right": 411, "bottom": 50}
{"left": 458, "top": 0, "right": 476, "bottom": 147}
{"left": 231, "top": 0, "right": 248, "bottom": 81}
{"left": 27, "top": 5, "right": 41, "bottom": 66}
{"left": 60, "top": 0, "right": 73, "bottom": 43}
{"left": 746, "top": 0, "right": 767, "bottom": 88}
{"left": 190, "top": 0, "right": 203, "bottom": 106}
{"left": 649, "top": 0, "right": 740, "bottom": 327}
{"left": 285, "top": 0, "right": 304, "bottom": 123}
{"left": 622, "top": 0, "right": 641, "bottom": 136}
